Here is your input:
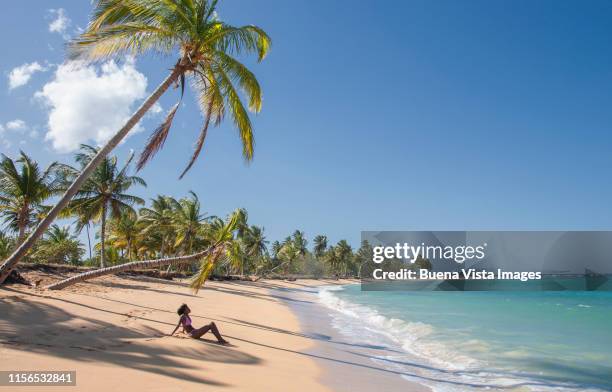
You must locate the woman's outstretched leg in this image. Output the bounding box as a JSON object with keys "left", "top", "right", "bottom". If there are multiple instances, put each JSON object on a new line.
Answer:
{"left": 209, "top": 322, "right": 228, "bottom": 344}
{"left": 190, "top": 322, "right": 228, "bottom": 344}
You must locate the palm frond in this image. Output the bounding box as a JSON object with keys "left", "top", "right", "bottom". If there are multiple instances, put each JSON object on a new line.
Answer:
{"left": 179, "top": 100, "right": 212, "bottom": 179}
{"left": 137, "top": 102, "right": 180, "bottom": 170}
{"left": 215, "top": 66, "right": 254, "bottom": 161}
{"left": 190, "top": 250, "right": 218, "bottom": 292}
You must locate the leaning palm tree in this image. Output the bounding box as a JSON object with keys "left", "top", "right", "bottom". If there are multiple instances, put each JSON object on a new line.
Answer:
{"left": 0, "top": 0, "right": 271, "bottom": 284}
{"left": 0, "top": 152, "right": 62, "bottom": 243}
{"left": 62, "top": 145, "right": 146, "bottom": 268}
{"left": 46, "top": 209, "right": 241, "bottom": 291}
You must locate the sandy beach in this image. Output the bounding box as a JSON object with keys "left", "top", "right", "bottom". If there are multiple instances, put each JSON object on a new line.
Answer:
{"left": 0, "top": 272, "right": 426, "bottom": 391}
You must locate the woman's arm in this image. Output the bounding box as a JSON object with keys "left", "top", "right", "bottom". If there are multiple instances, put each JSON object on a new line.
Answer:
{"left": 169, "top": 317, "right": 183, "bottom": 336}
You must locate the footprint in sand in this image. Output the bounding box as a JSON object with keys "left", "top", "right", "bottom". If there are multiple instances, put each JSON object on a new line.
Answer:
{"left": 123, "top": 309, "right": 153, "bottom": 323}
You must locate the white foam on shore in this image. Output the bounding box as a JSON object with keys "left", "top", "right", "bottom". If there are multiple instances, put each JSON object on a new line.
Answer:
{"left": 315, "top": 286, "right": 602, "bottom": 392}
{"left": 317, "top": 286, "right": 479, "bottom": 371}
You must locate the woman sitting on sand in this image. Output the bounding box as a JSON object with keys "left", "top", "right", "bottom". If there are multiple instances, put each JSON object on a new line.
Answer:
{"left": 170, "top": 304, "right": 229, "bottom": 344}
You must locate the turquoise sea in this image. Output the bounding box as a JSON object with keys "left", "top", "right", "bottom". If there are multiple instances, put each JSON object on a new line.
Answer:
{"left": 317, "top": 285, "right": 612, "bottom": 391}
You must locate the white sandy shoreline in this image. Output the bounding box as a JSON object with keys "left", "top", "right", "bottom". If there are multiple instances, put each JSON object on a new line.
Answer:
{"left": 280, "top": 282, "right": 431, "bottom": 392}
{"left": 0, "top": 271, "right": 433, "bottom": 392}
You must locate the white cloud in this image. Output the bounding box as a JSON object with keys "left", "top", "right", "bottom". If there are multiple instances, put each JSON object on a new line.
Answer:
{"left": 0, "top": 119, "right": 32, "bottom": 148}
{"left": 48, "top": 8, "right": 71, "bottom": 37}
{"left": 5, "top": 119, "right": 27, "bottom": 131}
{"left": 36, "top": 59, "right": 149, "bottom": 153}
{"left": 8, "top": 62, "right": 46, "bottom": 90}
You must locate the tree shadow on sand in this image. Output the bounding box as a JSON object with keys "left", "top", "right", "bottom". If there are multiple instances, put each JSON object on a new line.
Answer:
{"left": 60, "top": 292, "right": 402, "bottom": 354}
{"left": 0, "top": 288, "right": 261, "bottom": 387}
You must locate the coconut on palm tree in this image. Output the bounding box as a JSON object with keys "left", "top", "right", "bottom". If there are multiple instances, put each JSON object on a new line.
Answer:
{"left": 0, "top": 152, "right": 62, "bottom": 243}
{"left": 60, "top": 145, "right": 146, "bottom": 268}
{"left": 0, "top": 0, "right": 271, "bottom": 284}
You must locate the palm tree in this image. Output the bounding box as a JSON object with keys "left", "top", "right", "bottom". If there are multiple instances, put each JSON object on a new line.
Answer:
{"left": 139, "top": 195, "right": 176, "bottom": 258}
{"left": 233, "top": 225, "right": 268, "bottom": 276}
{"left": 107, "top": 212, "right": 140, "bottom": 261}
{"left": 313, "top": 235, "right": 328, "bottom": 259}
{"left": 0, "top": 152, "right": 62, "bottom": 243}
{"left": 62, "top": 145, "right": 146, "bottom": 268}
{"left": 47, "top": 209, "right": 242, "bottom": 291}
{"left": 354, "top": 240, "right": 373, "bottom": 278}
{"left": 244, "top": 225, "right": 268, "bottom": 259}
{"left": 0, "top": 232, "right": 13, "bottom": 260}
{"left": 74, "top": 214, "right": 94, "bottom": 260}
{"left": 191, "top": 208, "right": 247, "bottom": 286}
{"left": 172, "top": 191, "right": 210, "bottom": 255}
{"left": 336, "top": 240, "right": 354, "bottom": 277}
{"left": 276, "top": 241, "right": 302, "bottom": 275}
{"left": 226, "top": 240, "right": 248, "bottom": 276}
{"left": 271, "top": 240, "right": 282, "bottom": 259}
{"left": 234, "top": 208, "right": 249, "bottom": 239}
{"left": 325, "top": 245, "right": 341, "bottom": 275}
{"left": 292, "top": 230, "right": 308, "bottom": 256}
{"left": 0, "top": 0, "right": 271, "bottom": 284}
{"left": 31, "top": 224, "right": 83, "bottom": 264}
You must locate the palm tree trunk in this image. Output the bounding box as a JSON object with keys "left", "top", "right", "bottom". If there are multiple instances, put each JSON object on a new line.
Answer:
{"left": 45, "top": 245, "right": 216, "bottom": 290}
{"left": 0, "top": 66, "right": 183, "bottom": 285}
{"left": 159, "top": 236, "right": 166, "bottom": 273}
{"left": 160, "top": 236, "right": 165, "bottom": 258}
{"left": 17, "top": 224, "right": 26, "bottom": 245}
{"left": 86, "top": 223, "right": 92, "bottom": 260}
{"left": 100, "top": 205, "right": 106, "bottom": 268}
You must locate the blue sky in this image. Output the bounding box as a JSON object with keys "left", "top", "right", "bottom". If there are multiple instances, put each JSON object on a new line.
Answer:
{"left": 2, "top": 0, "right": 612, "bottom": 248}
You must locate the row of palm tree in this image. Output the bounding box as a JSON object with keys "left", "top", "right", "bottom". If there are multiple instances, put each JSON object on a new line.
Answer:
{"left": 0, "top": 147, "right": 374, "bottom": 286}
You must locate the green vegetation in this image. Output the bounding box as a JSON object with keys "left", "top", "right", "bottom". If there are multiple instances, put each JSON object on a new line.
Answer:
{"left": 0, "top": 150, "right": 365, "bottom": 289}
{"left": 59, "top": 144, "right": 146, "bottom": 268}
{"left": 0, "top": 0, "right": 271, "bottom": 284}
{"left": 0, "top": 152, "right": 63, "bottom": 243}
{"left": 30, "top": 225, "right": 84, "bottom": 265}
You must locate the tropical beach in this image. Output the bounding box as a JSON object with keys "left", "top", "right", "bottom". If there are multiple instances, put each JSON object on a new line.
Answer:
{"left": 1, "top": 271, "right": 426, "bottom": 392}
{"left": 2, "top": 0, "right": 612, "bottom": 391}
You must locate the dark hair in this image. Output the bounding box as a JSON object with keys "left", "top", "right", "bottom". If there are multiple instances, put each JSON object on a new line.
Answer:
{"left": 177, "top": 304, "right": 188, "bottom": 316}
